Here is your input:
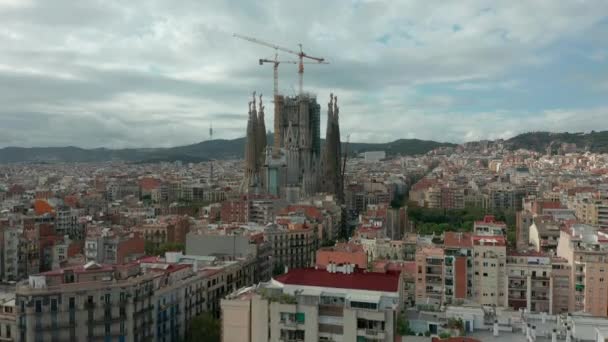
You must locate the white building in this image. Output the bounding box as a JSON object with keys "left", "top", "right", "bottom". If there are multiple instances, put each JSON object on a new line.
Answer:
{"left": 221, "top": 265, "right": 403, "bottom": 342}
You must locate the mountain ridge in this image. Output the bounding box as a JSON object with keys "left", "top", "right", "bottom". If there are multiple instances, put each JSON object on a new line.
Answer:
{"left": 1, "top": 131, "right": 607, "bottom": 163}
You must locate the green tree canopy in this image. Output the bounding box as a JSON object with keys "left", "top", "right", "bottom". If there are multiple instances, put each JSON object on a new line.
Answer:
{"left": 186, "top": 312, "right": 220, "bottom": 342}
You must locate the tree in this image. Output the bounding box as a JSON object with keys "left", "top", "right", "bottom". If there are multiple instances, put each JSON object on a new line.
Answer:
{"left": 439, "top": 332, "right": 452, "bottom": 339}
{"left": 273, "top": 263, "right": 285, "bottom": 277}
{"left": 144, "top": 241, "right": 184, "bottom": 256}
{"left": 186, "top": 312, "right": 220, "bottom": 342}
{"left": 320, "top": 239, "right": 336, "bottom": 248}
{"left": 396, "top": 313, "right": 414, "bottom": 336}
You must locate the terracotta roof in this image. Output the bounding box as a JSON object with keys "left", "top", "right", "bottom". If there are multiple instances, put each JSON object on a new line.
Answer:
{"left": 474, "top": 215, "right": 506, "bottom": 227}
{"left": 139, "top": 178, "right": 161, "bottom": 191}
{"left": 444, "top": 231, "right": 472, "bottom": 248}
{"left": 274, "top": 268, "right": 400, "bottom": 292}
{"left": 34, "top": 199, "right": 54, "bottom": 215}
{"left": 283, "top": 205, "right": 323, "bottom": 220}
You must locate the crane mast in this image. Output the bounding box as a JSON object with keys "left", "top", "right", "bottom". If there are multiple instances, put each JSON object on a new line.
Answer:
{"left": 233, "top": 33, "right": 326, "bottom": 95}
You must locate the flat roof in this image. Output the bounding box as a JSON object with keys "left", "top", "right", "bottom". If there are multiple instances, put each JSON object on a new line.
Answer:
{"left": 275, "top": 268, "right": 400, "bottom": 292}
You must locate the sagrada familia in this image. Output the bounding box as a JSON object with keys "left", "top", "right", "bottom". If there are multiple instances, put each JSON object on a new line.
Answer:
{"left": 240, "top": 92, "right": 342, "bottom": 202}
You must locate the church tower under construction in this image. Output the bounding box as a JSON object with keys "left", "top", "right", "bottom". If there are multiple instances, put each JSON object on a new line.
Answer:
{"left": 241, "top": 91, "right": 342, "bottom": 201}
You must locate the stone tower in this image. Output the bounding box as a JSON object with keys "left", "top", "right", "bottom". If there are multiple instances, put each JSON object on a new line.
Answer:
{"left": 241, "top": 92, "right": 260, "bottom": 193}
{"left": 321, "top": 93, "right": 343, "bottom": 202}
{"left": 257, "top": 94, "right": 267, "bottom": 169}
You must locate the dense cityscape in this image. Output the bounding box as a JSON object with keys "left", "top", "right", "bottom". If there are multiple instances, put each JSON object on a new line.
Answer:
{"left": 2, "top": 2, "right": 608, "bottom": 342}
{"left": 1, "top": 95, "right": 608, "bottom": 342}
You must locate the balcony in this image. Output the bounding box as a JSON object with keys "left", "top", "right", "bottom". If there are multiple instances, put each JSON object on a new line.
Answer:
{"left": 357, "top": 329, "right": 386, "bottom": 339}
{"left": 319, "top": 305, "right": 343, "bottom": 317}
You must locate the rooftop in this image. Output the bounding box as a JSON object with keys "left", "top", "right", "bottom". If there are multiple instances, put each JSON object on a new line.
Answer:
{"left": 444, "top": 231, "right": 473, "bottom": 248}
{"left": 472, "top": 235, "right": 507, "bottom": 246}
{"left": 274, "top": 267, "right": 400, "bottom": 292}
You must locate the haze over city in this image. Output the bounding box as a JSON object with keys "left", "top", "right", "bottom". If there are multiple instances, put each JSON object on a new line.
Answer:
{"left": 0, "top": 1, "right": 607, "bottom": 148}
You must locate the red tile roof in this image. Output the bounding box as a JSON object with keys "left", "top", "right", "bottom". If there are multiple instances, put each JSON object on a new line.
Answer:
{"left": 274, "top": 268, "right": 400, "bottom": 292}
{"left": 139, "top": 177, "right": 161, "bottom": 191}
{"left": 34, "top": 199, "right": 54, "bottom": 215}
{"left": 444, "top": 232, "right": 473, "bottom": 248}
{"left": 474, "top": 215, "right": 506, "bottom": 227}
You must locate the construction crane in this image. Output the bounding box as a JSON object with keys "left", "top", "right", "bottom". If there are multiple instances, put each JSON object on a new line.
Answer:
{"left": 233, "top": 33, "right": 327, "bottom": 95}
{"left": 258, "top": 55, "right": 328, "bottom": 97}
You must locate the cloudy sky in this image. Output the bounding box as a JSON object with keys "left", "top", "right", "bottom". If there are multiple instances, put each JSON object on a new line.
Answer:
{"left": 1, "top": 0, "right": 607, "bottom": 148}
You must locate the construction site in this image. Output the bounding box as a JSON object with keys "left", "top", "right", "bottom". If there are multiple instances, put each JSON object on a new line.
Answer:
{"left": 234, "top": 34, "right": 344, "bottom": 203}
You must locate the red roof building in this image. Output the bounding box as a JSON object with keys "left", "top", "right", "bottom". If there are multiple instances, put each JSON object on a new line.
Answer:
{"left": 274, "top": 268, "right": 400, "bottom": 292}
{"left": 444, "top": 232, "right": 473, "bottom": 249}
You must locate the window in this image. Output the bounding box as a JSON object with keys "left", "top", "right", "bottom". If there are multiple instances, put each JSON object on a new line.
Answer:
{"left": 483, "top": 273, "right": 488, "bottom": 277}
{"left": 69, "top": 297, "right": 75, "bottom": 310}
{"left": 350, "top": 301, "right": 377, "bottom": 310}
{"left": 51, "top": 299, "right": 57, "bottom": 312}
{"left": 35, "top": 300, "right": 42, "bottom": 313}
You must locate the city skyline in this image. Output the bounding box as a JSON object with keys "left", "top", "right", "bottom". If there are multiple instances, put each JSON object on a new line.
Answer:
{"left": 0, "top": 1, "right": 607, "bottom": 148}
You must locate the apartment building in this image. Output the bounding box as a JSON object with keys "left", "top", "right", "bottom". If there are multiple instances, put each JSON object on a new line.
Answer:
{"left": 443, "top": 232, "right": 473, "bottom": 303}
{"left": 0, "top": 292, "right": 15, "bottom": 342}
{"left": 516, "top": 210, "right": 534, "bottom": 251}
{"left": 550, "top": 257, "right": 571, "bottom": 315}
{"left": 557, "top": 224, "right": 608, "bottom": 317}
{"left": 84, "top": 227, "right": 145, "bottom": 264}
{"left": 473, "top": 215, "right": 506, "bottom": 236}
{"left": 134, "top": 215, "right": 191, "bottom": 249}
{"left": 472, "top": 236, "right": 507, "bottom": 307}
{"left": 483, "top": 182, "right": 526, "bottom": 212}
{"left": 220, "top": 198, "right": 248, "bottom": 223}
{"left": 506, "top": 252, "right": 552, "bottom": 313}
{"left": 185, "top": 230, "right": 272, "bottom": 284}
{"left": 55, "top": 206, "right": 84, "bottom": 240}
{"left": 221, "top": 265, "right": 402, "bottom": 342}
{"left": 360, "top": 238, "right": 407, "bottom": 262}
{"left": 599, "top": 201, "right": 608, "bottom": 229}
{"left": 16, "top": 262, "right": 158, "bottom": 342}
{"left": 315, "top": 243, "right": 367, "bottom": 270}
{"left": 264, "top": 222, "right": 317, "bottom": 272}
{"left": 415, "top": 246, "right": 444, "bottom": 306}
{"left": 440, "top": 186, "right": 465, "bottom": 210}
{"left": 13, "top": 252, "right": 256, "bottom": 342}
{"left": 2, "top": 227, "right": 39, "bottom": 283}
{"left": 528, "top": 217, "right": 561, "bottom": 252}
{"left": 385, "top": 207, "right": 407, "bottom": 240}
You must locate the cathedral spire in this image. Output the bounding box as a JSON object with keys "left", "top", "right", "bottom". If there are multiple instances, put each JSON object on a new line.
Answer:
{"left": 257, "top": 93, "right": 267, "bottom": 164}
{"left": 322, "top": 92, "right": 343, "bottom": 202}
{"left": 242, "top": 97, "right": 259, "bottom": 193}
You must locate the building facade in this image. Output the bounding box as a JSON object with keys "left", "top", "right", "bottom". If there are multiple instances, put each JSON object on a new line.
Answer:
{"left": 221, "top": 266, "right": 402, "bottom": 342}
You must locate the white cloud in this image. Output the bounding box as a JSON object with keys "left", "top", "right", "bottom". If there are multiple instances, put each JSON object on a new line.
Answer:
{"left": 0, "top": 0, "right": 606, "bottom": 147}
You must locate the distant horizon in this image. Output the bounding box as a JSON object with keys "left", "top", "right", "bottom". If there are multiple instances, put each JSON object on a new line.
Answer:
{"left": 0, "top": 129, "right": 605, "bottom": 150}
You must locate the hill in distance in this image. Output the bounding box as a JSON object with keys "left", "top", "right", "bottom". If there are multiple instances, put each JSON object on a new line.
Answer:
{"left": 0, "top": 134, "right": 454, "bottom": 163}
{"left": 1, "top": 131, "right": 606, "bottom": 163}
{"left": 504, "top": 131, "right": 608, "bottom": 153}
